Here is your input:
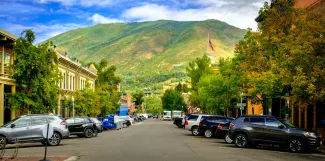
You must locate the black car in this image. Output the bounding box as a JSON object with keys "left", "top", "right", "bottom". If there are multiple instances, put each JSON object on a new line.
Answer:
{"left": 228, "top": 115, "right": 322, "bottom": 153}
{"left": 65, "top": 117, "right": 98, "bottom": 138}
{"left": 198, "top": 116, "right": 234, "bottom": 138}
{"left": 173, "top": 117, "right": 184, "bottom": 128}
{"left": 152, "top": 114, "right": 158, "bottom": 119}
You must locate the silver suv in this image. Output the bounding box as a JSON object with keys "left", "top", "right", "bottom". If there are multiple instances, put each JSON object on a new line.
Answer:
{"left": 0, "top": 114, "right": 69, "bottom": 147}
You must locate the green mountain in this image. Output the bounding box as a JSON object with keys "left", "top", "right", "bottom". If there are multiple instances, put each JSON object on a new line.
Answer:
{"left": 47, "top": 20, "right": 247, "bottom": 93}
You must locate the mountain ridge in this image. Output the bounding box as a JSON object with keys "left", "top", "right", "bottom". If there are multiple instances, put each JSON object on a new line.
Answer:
{"left": 46, "top": 19, "right": 247, "bottom": 92}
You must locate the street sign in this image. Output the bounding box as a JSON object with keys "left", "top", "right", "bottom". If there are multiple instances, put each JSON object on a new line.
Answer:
{"left": 237, "top": 103, "right": 246, "bottom": 107}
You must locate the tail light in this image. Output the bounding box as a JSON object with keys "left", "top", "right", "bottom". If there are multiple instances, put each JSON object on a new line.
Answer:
{"left": 229, "top": 123, "right": 235, "bottom": 129}
{"left": 217, "top": 124, "right": 223, "bottom": 129}
{"left": 60, "top": 120, "right": 67, "bottom": 125}
{"left": 185, "top": 120, "right": 188, "bottom": 125}
{"left": 199, "top": 122, "right": 202, "bottom": 126}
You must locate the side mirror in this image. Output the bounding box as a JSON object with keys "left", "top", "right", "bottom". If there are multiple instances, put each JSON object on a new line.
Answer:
{"left": 10, "top": 124, "right": 16, "bottom": 128}
{"left": 278, "top": 124, "right": 285, "bottom": 129}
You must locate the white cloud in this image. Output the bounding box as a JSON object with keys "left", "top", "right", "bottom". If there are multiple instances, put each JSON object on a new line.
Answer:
{"left": 88, "top": 14, "right": 123, "bottom": 24}
{"left": 4, "top": 23, "right": 87, "bottom": 43}
{"left": 121, "top": 0, "right": 268, "bottom": 31}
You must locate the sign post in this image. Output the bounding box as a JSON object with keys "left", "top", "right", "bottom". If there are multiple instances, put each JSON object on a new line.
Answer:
{"left": 40, "top": 123, "right": 53, "bottom": 161}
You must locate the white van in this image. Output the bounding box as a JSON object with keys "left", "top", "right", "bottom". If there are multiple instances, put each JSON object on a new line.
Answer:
{"left": 163, "top": 111, "right": 172, "bottom": 120}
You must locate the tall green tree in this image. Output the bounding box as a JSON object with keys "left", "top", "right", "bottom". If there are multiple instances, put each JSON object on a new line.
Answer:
{"left": 144, "top": 95, "right": 163, "bottom": 114}
{"left": 161, "top": 89, "right": 186, "bottom": 111}
{"left": 9, "top": 29, "right": 60, "bottom": 113}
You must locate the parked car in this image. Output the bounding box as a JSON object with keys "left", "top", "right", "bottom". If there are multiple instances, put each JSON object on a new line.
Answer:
{"left": 229, "top": 115, "right": 323, "bottom": 153}
{"left": 181, "top": 114, "right": 192, "bottom": 128}
{"left": 90, "top": 118, "right": 103, "bottom": 133}
{"left": 65, "top": 117, "right": 98, "bottom": 138}
{"left": 152, "top": 114, "right": 158, "bottom": 119}
{"left": 0, "top": 114, "right": 69, "bottom": 147}
{"left": 138, "top": 115, "right": 146, "bottom": 121}
{"left": 185, "top": 114, "right": 213, "bottom": 136}
{"left": 173, "top": 117, "right": 184, "bottom": 128}
{"left": 198, "top": 116, "right": 234, "bottom": 139}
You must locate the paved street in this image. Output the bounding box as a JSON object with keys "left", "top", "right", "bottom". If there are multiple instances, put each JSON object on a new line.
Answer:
{"left": 5, "top": 119, "right": 325, "bottom": 161}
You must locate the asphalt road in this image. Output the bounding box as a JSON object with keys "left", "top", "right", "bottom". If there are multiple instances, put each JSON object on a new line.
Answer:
{"left": 5, "top": 119, "right": 325, "bottom": 161}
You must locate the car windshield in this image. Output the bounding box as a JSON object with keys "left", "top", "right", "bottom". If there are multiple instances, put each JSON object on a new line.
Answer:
{"left": 278, "top": 119, "right": 296, "bottom": 128}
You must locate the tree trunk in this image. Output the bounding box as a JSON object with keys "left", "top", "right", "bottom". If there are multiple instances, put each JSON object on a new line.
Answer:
{"left": 313, "top": 102, "right": 317, "bottom": 131}
{"left": 298, "top": 102, "right": 302, "bottom": 128}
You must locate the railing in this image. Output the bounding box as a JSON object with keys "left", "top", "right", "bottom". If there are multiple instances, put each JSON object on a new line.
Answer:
{"left": 307, "top": 0, "right": 322, "bottom": 10}
{"left": 0, "top": 137, "right": 19, "bottom": 159}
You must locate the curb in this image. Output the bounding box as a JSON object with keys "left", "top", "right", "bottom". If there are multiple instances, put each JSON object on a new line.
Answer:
{"left": 64, "top": 156, "right": 79, "bottom": 161}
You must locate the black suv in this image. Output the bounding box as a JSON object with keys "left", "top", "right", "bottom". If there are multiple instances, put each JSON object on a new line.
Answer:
{"left": 198, "top": 116, "right": 234, "bottom": 138}
{"left": 229, "top": 115, "right": 322, "bottom": 152}
{"left": 65, "top": 117, "right": 98, "bottom": 138}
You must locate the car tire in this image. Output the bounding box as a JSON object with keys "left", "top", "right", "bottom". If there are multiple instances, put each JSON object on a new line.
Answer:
{"left": 204, "top": 129, "right": 213, "bottom": 138}
{"left": 224, "top": 134, "right": 233, "bottom": 144}
{"left": 84, "top": 129, "right": 93, "bottom": 138}
{"left": 235, "top": 134, "right": 248, "bottom": 148}
{"left": 48, "top": 132, "right": 61, "bottom": 146}
{"left": 288, "top": 138, "right": 303, "bottom": 153}
{"left": 191, "top": 126, "right": 200, "bottom": 136}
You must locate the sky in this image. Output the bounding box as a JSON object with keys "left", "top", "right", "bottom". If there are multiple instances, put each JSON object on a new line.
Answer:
{"left": 0, "top": 0, "right": 269, "bottom": 43}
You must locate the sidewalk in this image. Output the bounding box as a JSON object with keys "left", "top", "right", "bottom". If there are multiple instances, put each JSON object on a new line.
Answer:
{"left": 0, "top": 156, "right": 69, "bottom": 161}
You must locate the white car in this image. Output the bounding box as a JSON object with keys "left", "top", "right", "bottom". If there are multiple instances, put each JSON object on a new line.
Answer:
{"left": 184, "top": 114, "right": 213, "bottom": 136}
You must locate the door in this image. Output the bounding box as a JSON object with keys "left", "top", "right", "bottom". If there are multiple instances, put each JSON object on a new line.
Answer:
{"left": 265, "top": 117, "right": 287, "bottom": 143}
{"left": 187, "top": 115, "right": 199, "bottom": 129}
{"left": 9, "top": 116, "right": 31, "bottom": 142}
{"left": 68, "top": 118, "right": 86, "bottom": 134}
{"left": 248, "top": 117, "right": 266, "bottom": 142}
{"left": 30, "top": 116, "right": 49, "bottom": 140}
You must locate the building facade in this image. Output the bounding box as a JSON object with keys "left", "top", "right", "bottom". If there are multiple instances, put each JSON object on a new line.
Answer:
{"left": 0, "top": 29, "right": 17, "bottom": 126}
{"left": 55, "top": 48, "right": 97, "bottom": 118}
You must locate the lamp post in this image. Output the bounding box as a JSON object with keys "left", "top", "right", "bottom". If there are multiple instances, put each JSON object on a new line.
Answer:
{"left": 72, "top": 97, "right": 75, "bottom": 118}
{"left": 240, "top": 92, "right": 243, "bottom": 116}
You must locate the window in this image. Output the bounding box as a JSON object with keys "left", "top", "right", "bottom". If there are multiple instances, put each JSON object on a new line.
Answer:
{"left": 63, "top": 73, "right": 66, "bottom": 89}
{"left": 70, "top": 75, "right": 72, "bottom": 90}
{"left": 4, "top": 53, "right": 11, "bottom": 67}
{"left": 187, "top": 115, "right": 199, "bottom": 121}
{"left": 265, "top": 118, "right": 282, "bottom": 127}
{"left": 46, "top": 117, "right": 56, "bottom": 122}
{"left": 244, "top": 117, "right": 250, "bottom": 122}
{"left": 249, "top": 117, "right": 265, "bottom": 125}
{"left": 14, "top": 117, "right": 31, "bottom": 127}
{"left": 75, "top": 118, "right": 85, "bottom": 123}
{"left": 32, "top": 117, "right": 48, "bottom": 125}
{"left": 66, "top": 118, "right": 74, "bottom": 124}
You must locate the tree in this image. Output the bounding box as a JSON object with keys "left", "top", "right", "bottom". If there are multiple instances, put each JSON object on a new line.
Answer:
{"left": 133, "top": 92, "right": 145, "bottom": 112}
{"left": 161, "top": 89, "right": 186, "bottom": 111}
{"left": 9, "top": 29, "right": 60, "bottom": 113}
{"left": 144, "top": 95, "right": 163, "bottom": 114}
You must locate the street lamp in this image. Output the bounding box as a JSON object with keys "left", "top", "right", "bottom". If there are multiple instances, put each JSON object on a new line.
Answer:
{"left": 240, "top": 92, "right": 243, "bottom": 116}
{"left": 72, "top": 96, "right": 75, "bottom": 117}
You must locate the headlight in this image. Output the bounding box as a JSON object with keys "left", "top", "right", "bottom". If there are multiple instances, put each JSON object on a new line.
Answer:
{"left": 304, "top": 132, "right": 317, "bottom": 138}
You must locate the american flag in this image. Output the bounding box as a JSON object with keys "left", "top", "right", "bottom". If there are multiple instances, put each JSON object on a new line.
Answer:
{"left": 209, "top": 39, "right": 214, "bottom": 51}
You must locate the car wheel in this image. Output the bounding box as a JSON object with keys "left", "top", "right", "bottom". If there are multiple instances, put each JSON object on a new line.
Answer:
{"left": 191, "top": 127, "right": 200, "bottom": 136}
{"left": 204, "top": 129, "right": 213, "bottom": 138}
{"left": 77, "top": 134, "right": 84, "bottom": 138}
{"left": 0, "top": 135, "right": 5, "bottom": 149}
{"left": 235, "top": 134, "right": 248, "bottom": 148}
{"left": 288, "top": 138, "right": 303, "bottom": 153}
{"left": 84, "top": 128, "right": 93, "bottom": 138}
{"left": 224, "top": 134, "right": 233, "bottom": 144}
{"left": 48, "top": 132, "right": 61, "bottom": 146}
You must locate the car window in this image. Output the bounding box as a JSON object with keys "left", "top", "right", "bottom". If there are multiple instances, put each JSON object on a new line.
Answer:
{"left": 265, "top": 118, "right": 282, "bottom": 127}
{"left": 249, "top": 117, "right": 265, "bottom": 125}
{"left": 66, "top": 118, "right": 74, "bottom": 124}
{"left": 187, "top": 115, "right": 199, "bottom": 121}
{"left": 32, "top": 117, "right": 48, "bottom": 125}
{"left": 14, "top": 117, "right": 31, "bottom": 127}
{"left": 46, "top": 117, "right": 56, "bottom": 122}
{"left": 75, "top": 118, "right": 86, "bottom": 123}
{"left": 200, "top": 116, "right": 208, "bottom": 121}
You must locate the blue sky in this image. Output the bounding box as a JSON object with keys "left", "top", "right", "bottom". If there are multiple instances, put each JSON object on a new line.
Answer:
{"left": 0, "top": 0, "right": 268, "bottom": 43}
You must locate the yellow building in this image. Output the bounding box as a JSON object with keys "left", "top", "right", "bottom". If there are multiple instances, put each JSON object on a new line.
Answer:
{"left": 0, "top": 28, "right": 98, "bottom": 125}
{"left": 55, "top": 48, "right": 98, "bottom": 118}
{"left": 0, "top": 28, "right": 17, "bottom": 126}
